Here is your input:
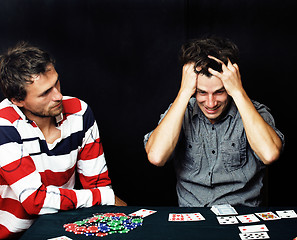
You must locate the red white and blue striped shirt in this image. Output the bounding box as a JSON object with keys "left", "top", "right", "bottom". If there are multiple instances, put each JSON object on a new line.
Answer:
{"left": 0, "top": 96, "right": 114, "bottom": 239}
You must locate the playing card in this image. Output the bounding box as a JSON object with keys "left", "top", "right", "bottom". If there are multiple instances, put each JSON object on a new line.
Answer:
{"left": 239, "top": 232, "right": 270, "bottom": 239}
{"left": 255, "top": 212, "right": 280, "bottom": 221}
{"left": 48, "top": 237, "right": 73, "bottom": 240}
{"left": 211, "top": 204, "right": 238, "bottom": 215}
{"left": 168, "top": 213, "right": 185, "bottom": 221}
{"left": 237, "top": 214, "right": 260, "bottom": 223}
{"left": 217, "top": 216, "right": 239, "bottom": 224}
{"left": 276, "top": 210, "right": 297, "bottom": 218}
{"left": 238, "top": 224, "right": 269, "bottom": 233}
{"left": 129, "top": 209, "right": 156, "bottom": 218}
{"left": 168, "top": 213, "right": 205, "bottom": 221}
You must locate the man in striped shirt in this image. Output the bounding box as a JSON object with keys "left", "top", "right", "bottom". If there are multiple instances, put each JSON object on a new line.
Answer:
{"left": 0, "top": 43, "right": 126, "bottom": 239}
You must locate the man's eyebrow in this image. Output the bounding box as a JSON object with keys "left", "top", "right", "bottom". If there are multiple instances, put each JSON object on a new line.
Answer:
{"left": 39, "top": 79, "right": 59, "bottom": 97}
{"left": 196, "top": 88, "right": 206, "bottom": 92}
{"left": 214, "top": 87, "right": 226, "bottom": 93}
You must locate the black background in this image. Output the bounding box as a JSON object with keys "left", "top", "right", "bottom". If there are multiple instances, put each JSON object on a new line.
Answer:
{"left": 0, "top": 0, "right": 296, "bottom": 206}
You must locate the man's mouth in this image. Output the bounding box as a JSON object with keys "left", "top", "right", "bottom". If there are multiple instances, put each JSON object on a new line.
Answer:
{"left": 204, "top": 106, "right": 220, "bottom": 114}
{"left": 52, "top": 101, "right": 62, "bottom": 109}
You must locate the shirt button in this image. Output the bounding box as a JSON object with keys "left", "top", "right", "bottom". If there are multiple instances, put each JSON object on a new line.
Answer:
{"left": 212, "top": 126, "right": 215, "bottom": 130}
{"left": 212, "top": 150, "right": 215, "bottom": 154}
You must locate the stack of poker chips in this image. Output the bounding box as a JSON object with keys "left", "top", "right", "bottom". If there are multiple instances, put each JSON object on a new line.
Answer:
{"left": 63, "top": 213, "right": 143, "bottom": 237}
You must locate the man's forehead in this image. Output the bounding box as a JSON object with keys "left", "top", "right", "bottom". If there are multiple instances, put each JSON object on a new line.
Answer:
{"left": 30, "top": 64, "right": 56, "bottom": 82}
{"left": 197, "top": 74, "right": 224, "bottom": 91}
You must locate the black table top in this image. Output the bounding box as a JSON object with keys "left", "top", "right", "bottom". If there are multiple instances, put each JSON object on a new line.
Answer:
{"left": 19, "top": 206, "right": 297, "bottom": 240}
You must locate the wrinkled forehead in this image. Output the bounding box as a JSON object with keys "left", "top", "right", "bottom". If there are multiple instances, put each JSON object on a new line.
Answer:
{"left": 197, "top": 73, "right": 224, "bottom": 93}
{"left": 30, "top": 64, "right": 56, "bottom": 82}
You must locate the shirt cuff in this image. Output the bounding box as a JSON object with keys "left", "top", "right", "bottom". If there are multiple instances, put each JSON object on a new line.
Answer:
{"left": 98, "top": 186, "right": 115, "bottom": 205}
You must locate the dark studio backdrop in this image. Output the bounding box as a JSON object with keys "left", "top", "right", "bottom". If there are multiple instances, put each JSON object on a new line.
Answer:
{"left": 0, "top": 0, "right": 296, "bottom": 206}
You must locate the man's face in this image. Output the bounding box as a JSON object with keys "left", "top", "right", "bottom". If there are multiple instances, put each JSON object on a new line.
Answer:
{"left": 195, "top": 74, "right": 230, "bottom": 123}
{"left": 14, "top": 64, "right": 63, "bottom": 120}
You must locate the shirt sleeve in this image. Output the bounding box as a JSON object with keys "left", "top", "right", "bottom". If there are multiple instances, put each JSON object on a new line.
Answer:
{"left": 0, "top": 125, "right": 108, "bottom": 216}
{"left": 0, "top": 105, "right": 115, "bottom": 216}
{"left": 252, "top": 100, "right": 285, "bottom": 151}
{"left": 77, "top": 105, "right": 115, "bottom": 205}
{"left": 143, "top": 103, "right": 173, "bottom": 148}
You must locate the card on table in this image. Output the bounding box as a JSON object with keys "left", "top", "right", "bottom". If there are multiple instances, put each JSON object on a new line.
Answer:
{"left": 211, "top": 204, "right": 238, "bottom": 216}
{"left": 237, "top": 214, "right": 260, "bottom": 223}
{"left": 216, "top": 216, "right": 239, "bottom": 224}
{"left": 47, "top": 237, "right": 73, "bottom": 240}
{"left": 238, "top": 224, "right": 269, "bottom": 233}
{"left": 255, "top": 212, "right": 281, "bottom": 221}
{"left": 276, "top": 210, "right": 297, "bottom": 218}
{"left": 129, "top": 209, "right": 157, "bottom": 218}
{"left": 168, "top": 213, "right": 205, "bottom": 221}
{"left": 239, "top": 232, "right": 270, "bottom": 240}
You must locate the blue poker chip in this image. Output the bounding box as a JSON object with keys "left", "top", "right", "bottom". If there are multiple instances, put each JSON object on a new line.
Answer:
{"left": 124, "top": 224, "right": 136, "bottom": 230}
{"left": 98, "top": 225, "right": 110, "bottom": 233}
{"left": 122, "top": 219, "right": 132, "bottom": 225}
{"left": 85, "top": 233, "right": 95, "bottom": 236}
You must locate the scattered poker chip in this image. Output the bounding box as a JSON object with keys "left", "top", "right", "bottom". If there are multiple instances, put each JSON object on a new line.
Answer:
{"left": 96, "top": 232, "right": 108, "bottom": 237}
{"left": 118, "top": 229, "right": 130, "bottom": 234}
{"left": 63, "top": 212, "right": 143, "bottom": 237}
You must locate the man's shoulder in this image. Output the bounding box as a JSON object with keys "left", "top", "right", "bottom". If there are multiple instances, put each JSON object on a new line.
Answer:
{"left": 251, "top": 99, "right": 271, "bottom": 112}
{"left": 0, "top": 99, "right": 21, "bottom": 124}
{"left": 187, "top": 97, "right": 198, "bottom": 112}
{"left": 62, "top": 96, "right": 88, "bottom": 116}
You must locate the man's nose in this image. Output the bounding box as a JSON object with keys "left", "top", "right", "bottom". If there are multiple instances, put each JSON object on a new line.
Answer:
{"left": 207, "top": 95, "right": 216, "bottom": 108}
{"left": 52, "top": 87, "right": 63, "bottom": 101}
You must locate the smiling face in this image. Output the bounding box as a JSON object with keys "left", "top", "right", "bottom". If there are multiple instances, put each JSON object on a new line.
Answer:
{"left": 195, "top": 73, "right": 230, "bottom": 123}
{"left": 12, "top": 64, "right": 63, "bottom": 121}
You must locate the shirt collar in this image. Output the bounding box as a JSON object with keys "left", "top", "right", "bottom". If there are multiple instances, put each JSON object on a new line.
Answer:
{"left": 8, "top": 99, "right": 64, "bottom": 125}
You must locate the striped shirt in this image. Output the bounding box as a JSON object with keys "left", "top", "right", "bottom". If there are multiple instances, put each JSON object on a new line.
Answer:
{"left": 0, "top": 96, "right": 115, "bottom": 239}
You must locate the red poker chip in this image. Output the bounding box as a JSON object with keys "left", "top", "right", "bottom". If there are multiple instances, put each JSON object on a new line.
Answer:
{"left": 103, "top": 213, "right": 116, "bottom": 217}
{"left": 96, "top": 232, "right": 108, "bottom": 237}
{"left": 75, "top": 226, "right": 87, "bottom": 232}
{"left": 115, "top": 213, "right": 126, "bottom": 217}
{"left": 63, "top": 223, "right": 77, "bottom": 228}
{"left": 87, "top": 216, "right": 99, "bottom": 223}
{"left": 65, "top": 227, "right": 75, "bottom": 232}
{"left": 86, "top": 226, "right": 99, "bottom": 233}
{"left": 74, "top": 231, "right": 84, "bottom": 234}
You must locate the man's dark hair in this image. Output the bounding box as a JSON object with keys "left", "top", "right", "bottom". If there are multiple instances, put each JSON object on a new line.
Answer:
{"left": 180, "top": 36, "right": 239, "bottom": 77}
{"left": 0, "top": 42, "right": 55, "bottom": 101}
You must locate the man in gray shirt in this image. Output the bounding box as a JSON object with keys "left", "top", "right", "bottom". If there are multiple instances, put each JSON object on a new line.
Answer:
{"left": 144, "top": 37, "right": 284, "bottom": 207}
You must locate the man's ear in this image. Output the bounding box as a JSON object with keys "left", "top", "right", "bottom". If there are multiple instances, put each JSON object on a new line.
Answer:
{"left": 11, "top": 98, "right": 24, "bottom": 108}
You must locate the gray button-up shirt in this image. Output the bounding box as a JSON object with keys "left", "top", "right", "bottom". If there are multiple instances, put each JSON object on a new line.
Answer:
{"left": 144, "top": 98, "right": 285, "bottom": 207}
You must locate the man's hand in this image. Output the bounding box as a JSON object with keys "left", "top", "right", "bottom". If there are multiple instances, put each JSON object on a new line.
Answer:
{"left": 208, "top": 56, "right": 282, "bottom": 165}
{"left": 179, "top": 62, "right": 198, "bottom": 97}
{"left": 207, "top": 56, "right": 244, "bottom": 97}
{"left": 115, "top": 195, "right": 127, "bottom": 206}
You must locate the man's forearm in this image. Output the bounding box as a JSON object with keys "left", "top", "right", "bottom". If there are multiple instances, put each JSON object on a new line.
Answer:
{"left": 232, "top": 89, "right": 282, "bottom": 165}
{"left": 146, "top": 90, "right": 192, "bottom": 166}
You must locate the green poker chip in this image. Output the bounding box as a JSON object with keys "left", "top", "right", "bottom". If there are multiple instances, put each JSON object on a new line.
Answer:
{"left": 118, "top": 229, "right": 130, "bottom": 234}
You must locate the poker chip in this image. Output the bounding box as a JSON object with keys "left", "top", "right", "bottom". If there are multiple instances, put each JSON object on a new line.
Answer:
{"left": 63, "top": 212, "right": 143, "bottom": 237}
{"left": 96, "top": 232, "right": 108, "bottom": 237}
{"left": 118, "top": 229, "right": 130, "bottom": 234}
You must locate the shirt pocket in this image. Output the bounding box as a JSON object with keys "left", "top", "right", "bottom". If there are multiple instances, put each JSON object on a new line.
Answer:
{"left": 176, "top": 139, "right": 203, "bottom": 177}
{"left": 221, "top": 137, "right": 247, "bottom": 172}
